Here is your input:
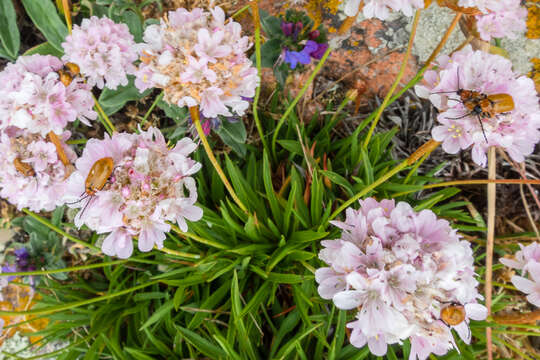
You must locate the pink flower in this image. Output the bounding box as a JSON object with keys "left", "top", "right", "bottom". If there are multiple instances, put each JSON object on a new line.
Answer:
{"left": 511, "top": 261, "right": 540, "bottom": 307}
{"left": 0, "top": 127, "right": 77, "bottom": 211}
{"left": 26, "top": 140, "right": 57, "bottom": 172}
{"left": 135, "top": 7, "right": 259, "bottom": 118}
{"left": 415, "top": 45, "right": 540, "bottom": 167}
{"left": 63, "top": 128, "right": 202, "bottom": 258}
{"left": 344, "top": 0, "right": 424, "bottom": 19}
{"left": 473, "top": 0, "right": 527, "bottom": 41}
{"left": 62, "top": 16, "right": 139, "bottom": 90}
{"left": 500, "top": 242, "right": 540, "bottom": 271}
{"left": 316, "top": 197, "right": 486, "bottom": 358}
{"left": 0, "top": 55, "right": 96, "bottom": 136}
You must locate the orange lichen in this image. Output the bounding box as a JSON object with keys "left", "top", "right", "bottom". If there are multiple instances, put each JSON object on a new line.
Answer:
{"left": 436, "top": 0, "right": 482, "bottom": 15}
{"left": 305, "top": 0, "right": 343, "bottom": 28}
{"left": 0, "top": 280, "right": 49, "bottom": 344}
{"left": 526, "top": 0, "right": 540, "bottom": 39}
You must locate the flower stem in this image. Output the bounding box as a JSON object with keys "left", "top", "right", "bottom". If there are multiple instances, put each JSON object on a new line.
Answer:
{"left": 271, "top": 47, "right": 332, "bottom": 161}
{"left": 0, "top": 260, "right": 127, "bottom": 277}
{"left": 485, "top": 146, "right": 497, "bottom": 360}
{"left": 424, "top": 12, "right": 462, "bottom": 67}
{"left": 169, "top": 223, "right": 230, "bottom": 250}
{"left": 393, "top": 178, "right": 540, "bottom": 197}
{"left": 232, "top": 4, "right": 251, "bottom": 19}
{"left": 189, "top": 106, "right": 248, "bottom": 213}
{"left": 22, "top": 208, "right": 100, "bottom": 252}
{"left": 363, "top": 10, "right": 421, "bottom": 148}
{"left": 328, "top": 139, "right": 440, "bottom": 222}
{"left": 61, "top": 0, "right": 72, "bottom": 33}
{"left": 92, "top": 94, "right": 115, "bottom": 134}
{"left": 140, "top": 91, "right": 164, "bottom": 127}
{"left": 250, "top": 1, "right": 270, "bottom": 156}
{"left": 0, "top": 279, "right": 161, "bottom": 316}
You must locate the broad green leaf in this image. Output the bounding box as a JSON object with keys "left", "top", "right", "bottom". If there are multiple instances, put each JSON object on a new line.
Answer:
{"left": 21, "top": 0, "right": 68, "bottom": 52}
{"left": 99, "top": 76, "right": 151, "bottom": 115}
{"left": 0, "top": 0, "right": 20, "bottom": 58}
{"left": 259, "top": 38, "right": 282, "bottom": 68}
{"left": 24, "top": 40, "right": 63, "bottom": 57}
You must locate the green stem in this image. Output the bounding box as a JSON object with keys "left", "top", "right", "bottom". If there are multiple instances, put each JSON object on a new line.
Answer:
{"left": 169, "top": 223, "right": 230, "bottom": 250}
{"left": 232, "top": 4, "right": 250, "bottom": 18}
{"left": 189, "top": 106, "right": 248, "bottom": 213}
{"left": 250, "top": 2, "right": 270, "bottom": 155}
{"left": 363, "top": 10, "right": 421, "bottom": 148}
{"left": 92, "top": 94, "right": 115, "bottom": 134}
{"left": 271, "top": 47, "right": 332, "bottom": 160}
{"left": 140, "top": 91, "right": 164, "bottom": 127}
{"left": 0, "top": 260, "right": 127, "bottom": 277}
{"left": 328, "top": 159, "right": 409, "bottom": 222}
{"left": 66, "top": 138, "right": 88, "bottom": 145}
{"left": 22, "top": 209, "right": 100, "bottom": 252}
{"left": 0, "top": 280, "right": 161, "bottom": 316}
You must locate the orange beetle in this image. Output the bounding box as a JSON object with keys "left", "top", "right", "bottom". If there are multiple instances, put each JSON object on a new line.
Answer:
{"left": 58, "top": 62, "right": 80, "bottom": 87}
{"left": 13, "top": 158, "right": 35, "bottom": 177}
{"left": 440, "top": 304, "right": 466, "bottom": 326}
{"left": 68, "top": 157, "right": 114, "bottom": 218}
{"left": 85, "top": 157, "right": 114, "bottom": 196}
{"left": 433, "top": 67, "right": 515, "bottom": 142}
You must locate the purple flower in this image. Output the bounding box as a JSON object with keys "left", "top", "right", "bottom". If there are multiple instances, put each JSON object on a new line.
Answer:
{"left": 310, "top": 43, "right": 328, "bottom": 60}
{"left": 2, "top": 264, "right": 17, "bottom": 282}
{"left": 281, "top": 21, "right": 294, "bottom": 37}
{"left": 284, "top": 41, "right": 319, "bottom": 69}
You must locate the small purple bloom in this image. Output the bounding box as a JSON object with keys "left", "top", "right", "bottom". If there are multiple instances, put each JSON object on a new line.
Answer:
{"left": 309, "top": 30, "right": 320, "bottom": 40}
{"left": 2, "top": 264, "right": 17, "bottom": 282}
{"left": 281, "top": 21, "right": 294, "bottom": 37}
{"left": 284, "top": 49, "right": 310, "bottom": 69}
{"left": 310, "top": 43, "right": 329, "bottom": 60}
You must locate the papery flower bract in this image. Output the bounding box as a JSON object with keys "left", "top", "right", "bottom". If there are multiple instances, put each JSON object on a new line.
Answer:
{"left": 316, "top": 197, "right": 486, "bottom": 359}
{"left": 415, "top": 45, "right": 540, "bottom": 167}
{"left": 63, "top": 128, "right": 203, "bottom": 259}
{"left": 343, "top": 0, "right": 425, "bottom": 20}
{"left": 135, "top": 7, "right": 258, "bottom": 119}
{"left": 0, "top": 55, "right": 96, "bottom": 136}
{"left": 0, "top": 127, "right": 77, "bottom": 211}
{"left": 62, "top": 16, "right": 139, "bottom": 90}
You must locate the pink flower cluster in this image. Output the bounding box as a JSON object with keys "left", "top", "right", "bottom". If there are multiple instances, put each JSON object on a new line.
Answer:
{"left": 472, "top": 0, "right": 527, "bottom": 41}
{"left": 0, "top": 55, "right": 96, "bottom": 136}
{"left": 316, "top": 198, "right": 486, "bottom": 359}
{"left": 343, "top": 0, "right": 424, "bottom": 19}
{"left": 62, "top": 16, "right": 139, "bottom": 90}
{"left": 501, "top": 243, "right": 540, "bottom": 307}
{"left": 0, "top": 127, "right": 77, "bottom": 211}
{"left": 63, "top": 128, "right": 203, "bottom": 259}
{"left": 135, "top": 7, "right": 259, "bottom": 118}
{"left": 415, "top": 46, "right": 540, "bottom": 167}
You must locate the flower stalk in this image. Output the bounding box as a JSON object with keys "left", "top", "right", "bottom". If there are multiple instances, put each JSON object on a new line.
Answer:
{"left": 189, "top": 106, "right": 248, "bottom": 213}
{"left": 485, "top": 146, "right": 497, "bottom": 360}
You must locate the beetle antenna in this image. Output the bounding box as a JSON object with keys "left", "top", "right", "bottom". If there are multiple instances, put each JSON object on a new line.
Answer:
{"left": 444, "top": 112, "right": 473, "bottom": 120}
{"left": 476, "top": 114, "right": 488, "bottom": 143}
{"left": 78, "top": 196, "right": 93, "bottom": 219}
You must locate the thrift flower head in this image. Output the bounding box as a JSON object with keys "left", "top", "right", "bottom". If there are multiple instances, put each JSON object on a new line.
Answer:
{"left": 415, "top": 45, "right": 540, "bottom": 167}
{"left": 0, "top": 55, "right": 96, "bottom": 136}
{"left": 501, "top": 242, "right": 540, "bottom": 307}
{"left": 135, "top": 7, "right": 258, "bottom": 119}
{"left": 0, "top": 127, "right": 77, "bottom": 212}
{"left": 63, "top": 128, "right": 203, "bottom": 259}
{"left": 343, "top": 0, "right": 425, "bottom": 20}
{"left": 316, "top": 197, "right": 486, "bottom": 359}
{"left": 474, "top": 0, "right": 527, "bottom": 41}
{"left": 62, "top": 16, "right": 139, "bottom": 90}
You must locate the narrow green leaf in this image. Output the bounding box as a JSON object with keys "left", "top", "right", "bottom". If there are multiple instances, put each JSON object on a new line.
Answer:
{"left": 139, "top": 299, "right": 174, "bottom": 330}
{"left": 176, "top": 326, "right": 227, "bottom": 358}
